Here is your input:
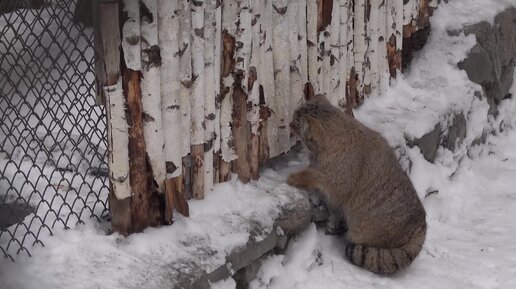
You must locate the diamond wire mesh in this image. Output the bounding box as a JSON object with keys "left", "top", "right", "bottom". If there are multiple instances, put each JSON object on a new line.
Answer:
{"left": 0, "top": 0, "right": 109, "bottom": 261}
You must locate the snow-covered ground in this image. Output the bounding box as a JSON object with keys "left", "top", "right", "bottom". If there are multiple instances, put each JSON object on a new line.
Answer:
{"left": 2, "top": 0, "right": 516, "bottom": 288}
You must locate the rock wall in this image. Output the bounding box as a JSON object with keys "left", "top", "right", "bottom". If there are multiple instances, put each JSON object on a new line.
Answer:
{"left": 459, "top": 7, "right": 516, "bottom": 114}
{"left": 411, "top": 7, "right": 515, "bottom": 163}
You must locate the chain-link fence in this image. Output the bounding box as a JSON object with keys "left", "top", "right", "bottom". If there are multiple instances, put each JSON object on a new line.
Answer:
{"left": 0, "top": 0, "right": 109, "bottom": 261}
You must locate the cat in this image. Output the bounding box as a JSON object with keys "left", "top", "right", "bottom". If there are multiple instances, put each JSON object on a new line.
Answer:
{"left": 287, "top": 94, "right": 427, "bottom": 274}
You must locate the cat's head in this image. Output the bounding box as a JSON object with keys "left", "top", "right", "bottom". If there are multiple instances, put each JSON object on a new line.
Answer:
{"left": 289, "top": 94, "right": 340, "bottom": 149}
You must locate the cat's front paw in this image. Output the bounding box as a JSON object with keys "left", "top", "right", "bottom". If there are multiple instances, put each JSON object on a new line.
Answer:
{"left": 287, "top": 171, "right": 310, "bottom": 189}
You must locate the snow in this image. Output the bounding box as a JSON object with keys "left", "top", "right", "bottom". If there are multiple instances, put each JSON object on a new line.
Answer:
{"left": 0, "top": 162, "right": 308, "bottom": 289}
{"left": 1, "top": 1, "right": 516, "bottom": 289}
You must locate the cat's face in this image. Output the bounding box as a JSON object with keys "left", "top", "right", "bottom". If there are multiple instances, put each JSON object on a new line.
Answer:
{"left": 289, "top": 94, "right": 335, "bottom": 149}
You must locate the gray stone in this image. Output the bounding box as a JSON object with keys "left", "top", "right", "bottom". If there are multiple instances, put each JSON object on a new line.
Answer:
{"left": 442, "top": 113, "right": 467, "bottom": 151}
{"left": 458, "top": 45, "right": 492, "bottom": 84}
{"left": 233, "top": 254, "right": 270, "bottom": 289}
{"left": 207, "top": 264, "right": 232, "bottom": 284}
{"left": 407, "top": 123, "right": 441, "bottom": 163}
{"left": 0, "top": 201, "right": 34, "bottom": 229}
{"left": 461, "top": 8, "right": 516, "bottom": 113}
{"left": 226, "top": 230, "right": 277, "bottom": 272}
{"left": 276, "top": 194, "right": 312, "bottom": 235}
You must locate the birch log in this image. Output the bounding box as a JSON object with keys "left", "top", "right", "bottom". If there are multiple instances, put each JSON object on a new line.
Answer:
{"left": 213, "top": 1, "right": 222, "bottom": 183}
{"left": 248, "top": 0, "right": 262, "bottom": 180}
{"left": 337, "top": 0, "right": 351, "bottom": 109}
{"left": 287, "top": 0, "right": 304, "bottom": 122}
{"left": 258, "top": 0, "right": 276, "bottom": 163}
{"left": 231, "top": 0, "right": 252, "bottom": 183}
{"left": 140, "top": 0, "right": 166, "bottom": 193}
{"left": 387, "top": 0, "right": 403, "bottom": 78}
{"left": 220, "top": 0, "right": 238, "bottom": 182}
{"left": 178, "top": 0, "right": 193, "bottom": 198}
{"left": 326, "top": 0, "right": 340, "bottom": 106}
{"left": 95, "top": 0, "right": 132, "bottom": 234}
{"left": 191, "top": 0, "right": 206, "bottom": 199}
{"left": 271, "top": 0, "right": 291, "bottom": 156}
{"left": 307, "top": 0, "right": 318, "bottom": 93}
{"left": 204, "top": 0, "right": 217, "bottom": 191}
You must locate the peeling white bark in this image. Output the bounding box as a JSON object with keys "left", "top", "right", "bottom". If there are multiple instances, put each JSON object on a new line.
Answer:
{"left": 306, "top": 0, "right": 318, "bottom": 92}
{"left": 271, "top": 0, "right": 291, "bottom": 155}
{"left": 287, "top": 0, "right": 304, "bottom": 122}
{"left": 220, "top": 0, "right": 238, "bottom": 162}
{"left": 337, "top": 0, "right": 352, "bottom": 108}
{"left": 191, "top": 0, "right": 206, "bottom": 145}
{"left": 121, "top": 0, "right": 141, "bottom": 71}
{"left": 158, "top": 0, "right": 183, "bottom": 178}
{"left": 327, "top": 0, "right": 341, "bottom": 106}
{"left": 179, "top": 0, "right": 192, "bottom": 156}
{"left": 204, "top": 0, "right": 217, "bottom": 191}
{"left": 213, "top": 1, "right": 222, "bottom": 161}
{"left": 141, "top": 0, "right": 166, "bottom": 187}
{"left": 105, "top": 81, "right": 131, "bottom": 200}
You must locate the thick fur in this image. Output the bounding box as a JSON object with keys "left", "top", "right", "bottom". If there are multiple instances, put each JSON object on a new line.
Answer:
{"left": 287, "top": 94, "right": 427, "bottom": 275}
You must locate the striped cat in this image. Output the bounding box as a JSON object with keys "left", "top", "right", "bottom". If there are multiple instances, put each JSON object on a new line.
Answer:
{"left": 287, "top": 94, "right": 427, "bottom": 274}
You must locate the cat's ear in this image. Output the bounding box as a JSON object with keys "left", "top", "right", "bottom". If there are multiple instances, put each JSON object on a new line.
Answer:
{"left": 311, "top": 93, "right": 330, "bottom": 104}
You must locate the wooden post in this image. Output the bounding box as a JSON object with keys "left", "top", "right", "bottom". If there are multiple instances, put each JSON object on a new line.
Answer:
{"left": 95, "top": 0, "right": 132, "bottom": 234}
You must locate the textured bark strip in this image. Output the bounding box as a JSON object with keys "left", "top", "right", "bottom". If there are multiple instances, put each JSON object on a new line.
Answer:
{"left": 96, "top": 0, "right": 132, "bottom": 234}
{"left": 232, "top": 82, "right": 251, "bottom": 183}
{"left": 182, "top": 155, "right": 192, "bottom": 199}
{"left": 164, "top": 177, "right": 189, "bottom": 223}
{"left": 191, "top": 144, "right": 205, "bottom": 199}
{"left": 123, "top": 69, "right": 151, "bottom": 233}
{"left": 387, "top": 34, "right": 401, "bottom": 79}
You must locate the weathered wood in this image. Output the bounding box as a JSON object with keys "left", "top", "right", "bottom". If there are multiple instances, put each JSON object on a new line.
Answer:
{"left": 96, "top": 0, "right": 132, "bottom": 234}
{"left": 164, "top": 177, "right": 189, "bottom": 223}
{"left": 191, "top": 0, "right": 206, "bottom": 197}
{"left": 123, "top": 68, "right": 151, "bottom": 232}
{"left": 191, "top": 144, "right": 205, "bottom": 199}
{"left": 182, "top": 155, "right": 192, "bottom": 199}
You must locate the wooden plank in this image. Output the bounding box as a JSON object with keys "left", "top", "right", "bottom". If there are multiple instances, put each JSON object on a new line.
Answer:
{"left": 96, "top": 0, "right": 132, "bottom": 235}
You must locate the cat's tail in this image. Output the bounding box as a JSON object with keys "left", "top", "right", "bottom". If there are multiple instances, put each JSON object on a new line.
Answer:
{"left": 345, "top": 223, "right": 426, "bottom": 274}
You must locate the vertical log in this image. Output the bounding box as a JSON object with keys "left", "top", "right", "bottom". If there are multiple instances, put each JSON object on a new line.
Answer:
{"left": 121, "top": 0, "right": 151, "bottom": 232}
{"left": 387, "top": 0, "right": 403, "bottom": 78}
{"left": 248, "top": 0, "right": 262, "bottom": 180}
{"left": 228, "top": 0, "right": 253, "bottom": 183}
{"left": 326, "top": 0, "right": 340, "bottom": 105}
{"left": 213, "top": 0, "right": 223, "bottom": 184}
{"left": 220, "top": 0, "right": 238, "bottom": 182}
{"left": 287, "top": 0, "right": 304, "bottom": 121}
{"left": 178, "top": 0, "right": 193, "bottom": 198}
{"left": 123, "top": 69, "right": 151, "bottom": 232}
{"left": 271, "top": 0, "right": 291, "bottom": 156}
{"left": 353, "top": 0, "right": 371, "bottom": 101}
{"left": 307, "top": 0, "right": 319, "bottom": 93}
{"left": 258, "top": 0, "right": 275, "bottom": 163}
{"left": 204, "top": 0, "right": 217, "bottom": 191}
{"left": 337, "top": 0, "right": 351, "bottom": 109}
{"left": 141, "top": 0, "right": 167, "bottom": 193}
{"left": 96, "top": 0, "right": 136, "bottom": 234}
{"left": 191, "top": 0, "right": 206, "bottom": 198}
